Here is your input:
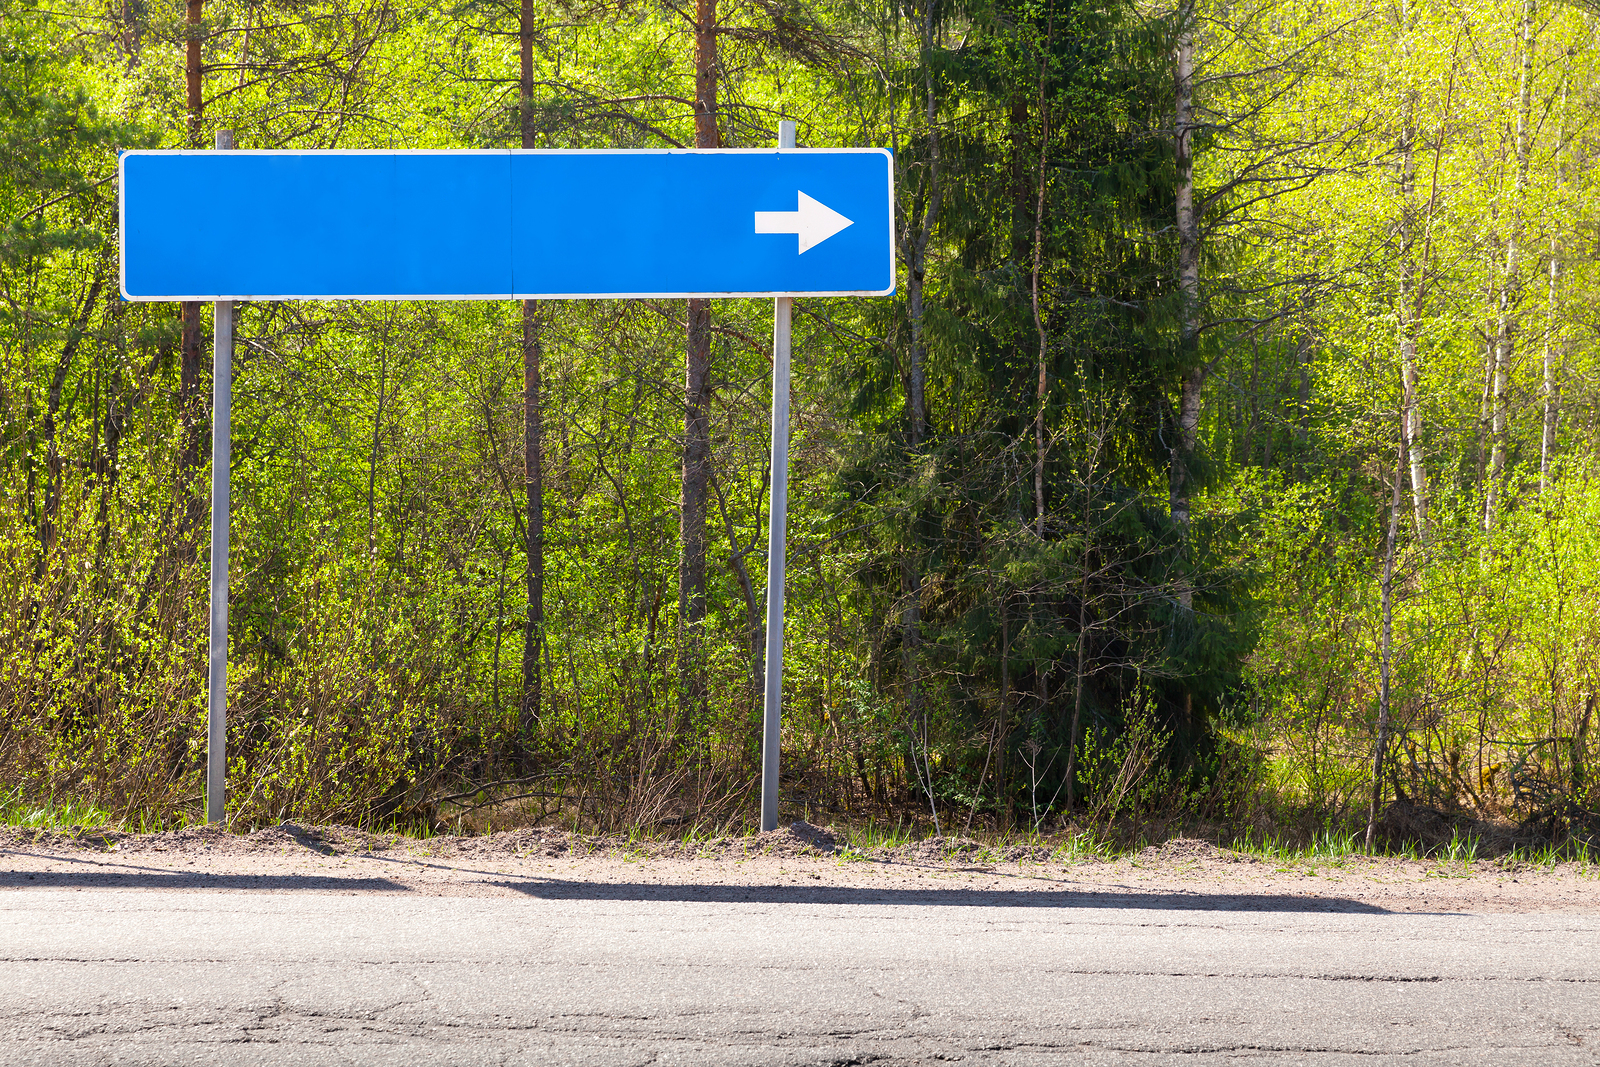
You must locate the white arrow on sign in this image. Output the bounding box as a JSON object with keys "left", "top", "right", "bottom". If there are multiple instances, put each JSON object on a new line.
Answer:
{"left": 754, "top": 190, "right": 854, "bottom": 254}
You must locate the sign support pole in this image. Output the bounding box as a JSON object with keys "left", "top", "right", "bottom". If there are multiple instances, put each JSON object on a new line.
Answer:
{"left": 760, "top": 121, "right": 796, "bottom": 833}
{"left": 206, "top": 130, "right": 235, "bottom": 825}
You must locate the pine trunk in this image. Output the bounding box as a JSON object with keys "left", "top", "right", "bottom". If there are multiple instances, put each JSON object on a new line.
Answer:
{"left": 901, "top": 0, "right": 941, "bottom": 733}
{"left": 178, "top": 0, "right": 206, "bottom": 547}
{"left": 1031, "top": 76, "right": 1049, "bottom": 536}
{"left": 677, "top": 0, "right": 718, "bottom": 734}
{"left": 1009, "top": 94, "right": 1030, "bottom": 267}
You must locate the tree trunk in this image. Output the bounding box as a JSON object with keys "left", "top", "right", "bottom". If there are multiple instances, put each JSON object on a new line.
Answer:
{"left": 1170, "top": 4, "right": 1202, "bottom": 609}
{"left": 1485, "top": 315, "right": 1511, "bottom": 532}
{"left": 997, "top": 596, "right": 1012, "bottom": 829}
{"left": 693, "top": 0, "right": 718, "bottom": 150}
{"left": 1031, "top": 74, "right": 1049, "bottom": 536}
{"left": 39, "top": 275, "right": 104, "bottom": 570}
{"left": 186, "top": 0, "right": 202, "bottom": 145}
{"left": 1396, "top": 52, "right": 1428, "bottom": 542}
{"left": 95, "top": 305, "right": 127, "bottom": 579}
{"left": 520, "top": 299, "right": 544, "bottom": 745}
{"left": 178, "top": 0, "right": 206, "bottom": 547}
{"left": 366, "top": 349, "right": 387, "bottom": 552}
{"left": 179, "top": 302, "right": 205, "bottom": 479}
{"left": 518, "top": 0, "right": 545, "bottom": 751}
{"left": 120, "top": 0, "right": 144, "bottom": 61}
{"left": 1009, "top": 94, "right": 1030, "bottom": 267}
{"left": 1294, "top": 334, "right": 1312, "bottom": 470}
{"left": 1541, "top": 68, "right": 1569, "bottom": 494}
{"left": 680, "top": 298, "right": 711, "bottom": 732}
{"left": 1067, "top": 575, "right": 1086, "bottom": 812}
{"left": 1486, "top": 0, "right": 1536, "bottom": 532}
{"left": 1408, "top": 31, "right": 1458, "bottom": 531}
{"left": 1365, "top": 442, "right": 1404, "bottom": 852}
{"left": 1541, "top": 247, "right": 1561, "bottom": 493}
{"left": 676, "top": 0, "right": 718, "bottom": 735}
{"left": 901, "top": 0, "right": 942, "bottom": 740}
{"left": 710, "top": 468, "right": 761, "bottom": 697}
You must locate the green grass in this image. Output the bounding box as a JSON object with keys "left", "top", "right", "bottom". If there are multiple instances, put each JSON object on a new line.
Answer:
{"left": 841, "top": 816, "right": 916, "bottom": 854}
{"left": 1501, "top": 838, "right": 1597, "bottom": 869}
{"left": 827, "top": 821, "right": 1127, "bottom": 865}
{"left": 1440, "top": 828, "right": 1480, "bottom": 865}
{"left": 1310, "top": 829, "right": 1361, "bottom": 859}
{"left": 1046, "top": 829, "right": 1119, "bottom": 863}
{"left": 0, "top": 790, "right": 117, "bottom": 832}
{"left": 1227, "top": 825, "right": 1499, "bottom": 867}
{"left": 1229, "top": 827, "right": 1364, "bottom": 867}
{"left": 8, "top": 787, "right": 1595, "bottom": 878}
{"left": 1228, "top": 828, "right": 1298, "bottom": 862}
{"left": 383, "top": 817, "right": 440, "bottom": 840}
{"left": 669, "top": 820, "right": 722, "bottom": 858}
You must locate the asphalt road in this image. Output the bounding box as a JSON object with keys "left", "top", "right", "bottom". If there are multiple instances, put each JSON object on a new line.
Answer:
{"left": 2, "top": 885, "right": 1596, "bottom": 1065}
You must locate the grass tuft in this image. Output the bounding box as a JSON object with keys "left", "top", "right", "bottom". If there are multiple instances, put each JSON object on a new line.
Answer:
{"left": 0, "top": 790, "right": 115, "bottom": 832}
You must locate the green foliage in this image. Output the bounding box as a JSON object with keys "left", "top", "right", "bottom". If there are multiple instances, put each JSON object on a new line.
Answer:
{"left": 1245, "top": 469, "right": 1600, "bottom": 826}
{"left": 1074, "top": 692, "right": 1173, "bottom": 823}
{"left": 0, "top": 0, "right": 145, "bottom": 266}
{"left": 1, "top": 0, "right": 1598, "bottom": 846}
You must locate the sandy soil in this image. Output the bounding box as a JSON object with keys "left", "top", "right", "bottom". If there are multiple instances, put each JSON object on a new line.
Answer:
{"left": 2, "top": 821, "right": 1596, "bottom": 913}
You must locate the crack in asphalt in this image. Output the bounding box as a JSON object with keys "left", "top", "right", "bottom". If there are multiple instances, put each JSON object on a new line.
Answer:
{"left": 5, "top": 957, "right": 1598, "bottom": 986}
{"left": 9, "top": 1019, "right": 1586, "bottom": 1054}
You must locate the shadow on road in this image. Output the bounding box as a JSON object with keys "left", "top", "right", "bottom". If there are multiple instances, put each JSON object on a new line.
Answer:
{"left": 0, "top": 855, "right": 1390, "bottom": 912}
{"left": 492, "top": 879, "right": 1392, "bottom": 913}
{"left": 0, "top": 869, "right": 408, "bottom": 892}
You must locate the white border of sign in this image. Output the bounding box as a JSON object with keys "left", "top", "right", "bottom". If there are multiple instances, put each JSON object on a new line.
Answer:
{"left": 118, "top": 147, "right": 897, "bottom": 301}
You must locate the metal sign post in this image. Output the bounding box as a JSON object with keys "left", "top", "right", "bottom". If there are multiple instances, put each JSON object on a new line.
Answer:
{"left": 206, "top": 130, "right": 235, "bottom": 825}
{"left": 121, "top": 135, "right": 894, "bottom": 829}
{"left": 760, "top": 122, "right": 796, "bottom": 832}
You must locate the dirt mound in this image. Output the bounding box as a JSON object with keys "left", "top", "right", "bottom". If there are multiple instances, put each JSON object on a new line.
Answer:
{"left": 238, "top": 822, "right": 405, "bottom": 854}
{"left": 1132, "top": 837, "right": 1253, "bottom": 865}
{"left": 751, "top": 820, "right": 838, "bottom": 855}
{"left": 435, "top": 827, "right": 578, "bottom": 858}
{"left": 883, "top": 835, "right": 985, "bottom": 862}
{"left": 607, "top": 821, "right": 839, "bottom": 860}
{"left": 135, "top": 825, "right": 238, "bottom": 852}
{"left": 864, "top": 835, "right": 1054, "bottom": 865}
{"left": 349, "top": 821, "right": 839, "bottom": 861}
{"left": 0, "top": 825, "right": 129, "bottom": 851}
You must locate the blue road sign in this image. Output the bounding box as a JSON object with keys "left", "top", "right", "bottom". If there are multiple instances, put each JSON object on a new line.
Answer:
{"left": 119, "top": 149, "right": 895, "bottom": 300}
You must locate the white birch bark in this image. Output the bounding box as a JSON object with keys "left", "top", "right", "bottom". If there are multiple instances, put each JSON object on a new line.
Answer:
{"left": 1396, "top": 0, "right": 1428, "bottom": 541}
{"left": 1485, "top": 0, "right": 1536, "bottom": 531}
{"left": 1541, "top": 68, "right": 1570, "bottom": 494}
{"left": 1171, "top": 1, "right": 1201, "bottom": 614}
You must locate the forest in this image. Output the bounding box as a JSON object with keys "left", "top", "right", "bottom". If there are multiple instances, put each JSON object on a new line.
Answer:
{"left": 3, "top": 0, "right": 1599, "bottom": 850}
